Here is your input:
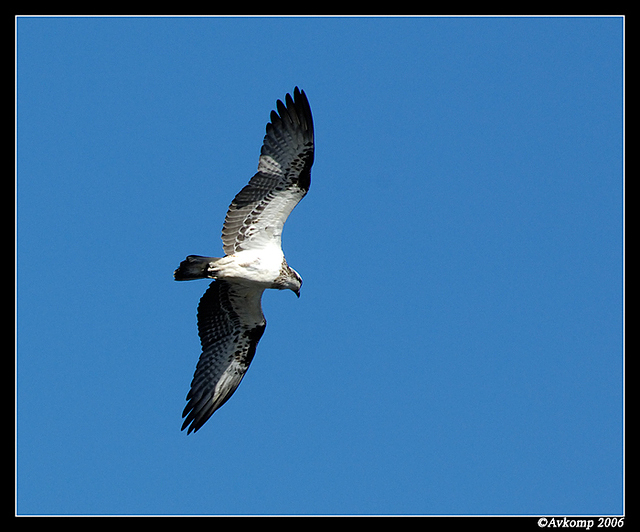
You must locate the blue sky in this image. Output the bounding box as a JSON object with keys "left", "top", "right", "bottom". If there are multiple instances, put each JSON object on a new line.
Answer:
{"left": 16, "top": 16, "right": 624, "bottom": 516}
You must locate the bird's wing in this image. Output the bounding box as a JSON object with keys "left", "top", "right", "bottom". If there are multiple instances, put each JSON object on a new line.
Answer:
{"left": 181, "top": 280, "right": 266, "bottom": 433}
{"left": 221, "top": 87, "right": 314, "bottom": 256}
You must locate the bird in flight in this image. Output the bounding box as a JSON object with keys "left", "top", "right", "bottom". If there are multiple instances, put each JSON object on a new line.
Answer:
{"left": 174, "top": 87, "right": 314, "bottom": 434}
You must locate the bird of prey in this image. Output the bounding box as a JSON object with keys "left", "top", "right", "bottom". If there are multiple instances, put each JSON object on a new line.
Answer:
{"left": 174, "top": 87, "right": 314, "bottom": 434}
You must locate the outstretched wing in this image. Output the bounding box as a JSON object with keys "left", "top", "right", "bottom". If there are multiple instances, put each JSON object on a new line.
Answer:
{"left": 221, "top": 87, "right": 315, "bottom": 256}
{"left": 181, "top": 280, "right": 266, "bottom": 434}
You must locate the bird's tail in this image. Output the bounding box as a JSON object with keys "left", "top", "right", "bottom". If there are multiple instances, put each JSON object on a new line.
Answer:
{"left": 174, "top": 255, "right": 220, "bottom": 281}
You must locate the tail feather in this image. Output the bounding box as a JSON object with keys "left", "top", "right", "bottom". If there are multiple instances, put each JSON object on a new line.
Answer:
{"left": 174, "top": 255, "right": 219, "bottom": 281}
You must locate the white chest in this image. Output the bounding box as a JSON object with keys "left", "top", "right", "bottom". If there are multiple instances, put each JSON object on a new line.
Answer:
{"left": 217, "top": 247, "right": 285, "bottom": 285}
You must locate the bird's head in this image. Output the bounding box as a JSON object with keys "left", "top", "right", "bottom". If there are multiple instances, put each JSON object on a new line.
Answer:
{"left": 286, "top": 266, "right": 302, "bottom": 298}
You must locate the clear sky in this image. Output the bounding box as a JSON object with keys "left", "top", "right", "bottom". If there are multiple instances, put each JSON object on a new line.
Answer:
{"left": 16, "top": 16, "right": 624, "bottom": 516}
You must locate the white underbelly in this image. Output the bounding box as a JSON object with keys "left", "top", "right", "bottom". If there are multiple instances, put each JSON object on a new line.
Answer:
{"left": 215, "top": 247, "right": 284, "bottom": 285}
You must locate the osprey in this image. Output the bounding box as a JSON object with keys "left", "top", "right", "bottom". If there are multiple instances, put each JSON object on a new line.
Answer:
{"left": 174, "top": 87, "right": 314, "bottom": 434}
